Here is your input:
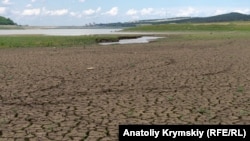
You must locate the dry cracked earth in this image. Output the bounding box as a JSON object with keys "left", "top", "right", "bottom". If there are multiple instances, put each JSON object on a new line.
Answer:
{"left": 0, "top": 36, "right": 250, "bottom": 140}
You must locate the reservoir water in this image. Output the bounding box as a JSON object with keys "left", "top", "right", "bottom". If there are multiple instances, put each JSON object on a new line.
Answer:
{"left": 0, "top": 28, "right": 164, "bottom": 44}
{"left": 0, "top": 29, "right": 122, "bottom": 36}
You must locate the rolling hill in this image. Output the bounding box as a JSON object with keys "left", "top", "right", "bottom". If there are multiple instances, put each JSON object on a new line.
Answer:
{"left": 162, "top": 12, "right": 250, "bottom": 24}
{"left": 0, "top": 16, "right": 16, "bottom": 25}
{"left": 97, "top": 12, "right": 250, "bottom": 27}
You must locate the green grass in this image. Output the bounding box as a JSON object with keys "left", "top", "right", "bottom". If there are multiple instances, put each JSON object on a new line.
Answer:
{"left": 197, "top": 108, "right": 208, "bottom": 115}
{"left": 161, "top": 31, "right": 250, "bottom": 43}
{"left": 2, "top": 23, "right": 250, "bottom": 48}
{"left": 166, "top": 96, "right": 174, "bottom": 101}
{"left": 127, "top": 108, "right": 135, "bottom": 117}
{"left": 239, "top": 110, "right": 249, "bottom": 116}
{"left": 0, "top": 35, "right": 120, "bottom": 48}
{"left": 236, "top": 86, "right": 244, "bottom": 93}
{"left": 124, "top": 22, "right": 250, "bottom": 32}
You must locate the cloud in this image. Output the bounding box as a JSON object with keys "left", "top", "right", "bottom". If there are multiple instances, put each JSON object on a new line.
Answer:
{"left": 214, "top": 9, "right": 228, "bottom": 15}
{"left": 22, "top": 8, "right": 41, "bottom": 16}
{"left": 31, "top": 0, "right": 36, "bottom": 2}
{"left": 233, "top": 8, "right": 250, "bottom": 14}
{"left": 154, "top": 8, "right": 167, "bottom": 17}
{"left": 69, "top": 7, "right": 101, "bottom": 18}
{"left": 105, "top": 7, "right": 118, "bottom": 16}
{"left": 83, "top": 7, "right": 101, "bottom": 16}
{"left": 96, "top": 7, "right": 101, "bottom": 13}
{"left": 42, "top": 8, "right": 69, "bottom": 16}
{"left": 0, "top": 7, "right": 6, "bottom": 14}
{"left": 126, "top": 9, "right": 137, "bottom": 16}
{"left": 140, "top": 8, "right": 154, "bottom": 15}
{"left": 26, "top": 4, "right": 32, "bottom": 8}
{"left": 213, "top": 8, "right": 250, "bottom": 16}
{"left": 176, "top": 7, "right": 199, "bottom": 17}
{"left": 79, "top": 0, "right": 85, "bottom": 2}
{"left": 83, "top": 9, "right": 95, "bottom": 15}
{"left": 2, "top": 0, "right": 12, "bottom": 5}
{"left": 70, "top": 12, "right": 81, "bottom": 18}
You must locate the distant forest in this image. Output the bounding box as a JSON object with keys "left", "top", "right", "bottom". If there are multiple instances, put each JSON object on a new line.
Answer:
{"left": 0, "top": 16, "right": 16, "bottom": 25}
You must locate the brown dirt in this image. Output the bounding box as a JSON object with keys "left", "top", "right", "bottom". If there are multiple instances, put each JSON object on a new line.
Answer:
{"left": 0, "top": 37, "right": 250, "bottom": 140}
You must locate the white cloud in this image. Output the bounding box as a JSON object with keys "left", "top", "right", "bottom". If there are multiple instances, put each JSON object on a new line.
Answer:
{"left": 176, "top": 7, "right": 199, "bottom": 17}
{"left": 96, "top": 7, "right": 101, "bottom": 13}
{"left": 0, "top": 7, "right": 6, "bottom": 14}
{"left": 154, "top": 8, "right": 167, "bottom": 17}
{"left": 83, "top": 7, "right": 101, "bottom": 16}
{"left": 2, "top": 0, "right": 12, "bottom": 5}
{"left": 140, "top": 8, "right": 154, "bottom": 15}
{"left": 105, "top": 7, "right": 118, "bottom": 16}
{"left": 70, "top": 7, "right": 101, "bottom": 18}
{"left": 79, "top": 0, "right": 85, "bottom": 2}
{"left": 233, "top": 9, "right": 250, "bottom": 14}
{"left": 214, "top": 9, "right": 228, "bottom": 15}
{"left": 26, "top": 4, "right": 32, "bottom": 8}
{"left": 22, "top": 8, "right": 41, "bottom": 16}
{"left": 83, "top": 9, "right": 95, "bottom": 15}
{"left": 31, "top": 0, "right": 36, "bottom": 2}
{"left": 42, "top": 8, "right": 69, "bottom": 16}
{"left": 212, "top": 8, "right": 250, "bottom": 16}
{"left": 126, "top": 9, "right": 137, "bottom": 16}
{"left": 70, "top": 12, "right": 81, "bottom": 18}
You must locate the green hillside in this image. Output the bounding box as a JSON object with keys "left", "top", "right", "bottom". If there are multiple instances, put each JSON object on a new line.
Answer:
{"left": 163, "top": 12, "right": 250, "bottom": 24}
{"left": 0, "top": 16, "right": 16, "bottom": 25}
{"left": 97, "top": 12, "right": 250, "bottom": 28}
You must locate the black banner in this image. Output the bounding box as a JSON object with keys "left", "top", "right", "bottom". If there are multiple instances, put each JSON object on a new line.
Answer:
{"left": 119, "top": 125, "right": 250, "bottom": 141}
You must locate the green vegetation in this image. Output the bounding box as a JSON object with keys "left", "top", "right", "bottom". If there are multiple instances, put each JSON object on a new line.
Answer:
{"left": 127, "top": 108, "right": 135, "bottom": 117}
{"left": 124, "top": 22, "right": 250, "bottom": 32}
{"left": 0, "top": 16, "right": 16, "bottom": 25}
{"left": 165, "top": 31, "right": 250, "bottom": 42}
{"left": 197, "top": 108, "right": 208, "bottom": 114}
{"left": 239, "top": 110, "right": 249, "bottom": 116}
{"left": 236, "top": 86, "right": 244, "bottom": 93}
{"left": 0, "top": 35, "right": 120, "bottom": 48}
{"left": 166, "top": 96, "right": 174, "bottom": 101}
{"left": 1, "top": 31, "right": 250, "bottom": 48}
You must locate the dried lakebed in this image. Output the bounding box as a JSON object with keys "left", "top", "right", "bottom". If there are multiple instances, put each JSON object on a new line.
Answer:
{"left": 0, "top": 36, "right": 249, "bottom": 140}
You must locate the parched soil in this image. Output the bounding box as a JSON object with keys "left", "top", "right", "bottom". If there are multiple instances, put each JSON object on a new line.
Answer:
{"left": 0, "top": 37, "right": 250, "bottom": 140}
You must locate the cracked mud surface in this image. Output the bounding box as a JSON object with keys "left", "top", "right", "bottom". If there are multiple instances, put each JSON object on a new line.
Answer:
{"left": 0, "top": 37, "right": 250, "bottom": 140}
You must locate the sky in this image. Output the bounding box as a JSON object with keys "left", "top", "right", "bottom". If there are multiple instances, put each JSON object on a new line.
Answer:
{"left": 0, "top": 0, "right": 250, "bottom": 26}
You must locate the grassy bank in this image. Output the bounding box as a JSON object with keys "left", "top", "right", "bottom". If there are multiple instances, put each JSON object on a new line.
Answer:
{"left": 164, "top": 31, "right": 250, "bottom": 42}
{"left": 0, "top": 35, "right": 124, "bottom": 48}
{"left": 124, "top": 21, "right": 250, "bottom": 32}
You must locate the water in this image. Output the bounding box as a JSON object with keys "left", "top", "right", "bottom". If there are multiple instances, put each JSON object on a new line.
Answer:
{"left": 0, "top": 29, "right": 122, "bottom": 36}
{"left": 0, "top": 29, "right": 164, "bottom": 45}
{"left": 99, "top": 36, "right": 164, "bottom": 45}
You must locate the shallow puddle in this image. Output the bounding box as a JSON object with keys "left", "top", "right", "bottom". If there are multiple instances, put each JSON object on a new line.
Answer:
{"left": 99, "top": 36, "right": 164, "bottom": 45}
